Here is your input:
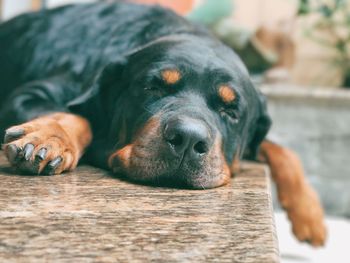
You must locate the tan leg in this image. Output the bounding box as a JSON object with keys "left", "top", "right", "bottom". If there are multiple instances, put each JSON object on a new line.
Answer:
{"left": 3, "top": 113, "right": 92, "bottom": 175}
{"left": 259, "top": 140, "right": 327, "bottom": 246}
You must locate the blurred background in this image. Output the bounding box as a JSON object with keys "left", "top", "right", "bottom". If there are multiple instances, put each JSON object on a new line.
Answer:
{"left": 1, "top": 0, "right": 349, "bottom": 262}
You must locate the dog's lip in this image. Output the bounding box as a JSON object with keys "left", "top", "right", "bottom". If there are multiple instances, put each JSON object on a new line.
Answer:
{"left": 110, "top": 149, "right": 203, "bottom": 173}
{"left": 108, "top": 143, "right": 225, "bottom": 188}
{"left": 160, "top": 171, "right": 228, "bottom": 189}
{"left": 109, "top": 154, "right": 228, "bottom": 189}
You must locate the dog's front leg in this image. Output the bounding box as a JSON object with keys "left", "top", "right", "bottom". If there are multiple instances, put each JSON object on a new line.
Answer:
{"left": 3, "top": 113, "right": 92, "bottom": 175}
{"left": 0, "top": 75, "right": 93, "bottom": 175}
{"left": 259, "top": 140, "right": 327, "bottom": 246}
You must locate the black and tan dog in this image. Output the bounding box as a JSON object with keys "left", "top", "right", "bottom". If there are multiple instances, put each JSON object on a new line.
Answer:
{"left": 0, "top": 3, "right": 326, "bottom": 245}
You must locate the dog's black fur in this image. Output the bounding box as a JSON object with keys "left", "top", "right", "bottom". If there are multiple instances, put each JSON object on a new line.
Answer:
{"left": 0, "top": 2, "right": 271, "bottom": 188}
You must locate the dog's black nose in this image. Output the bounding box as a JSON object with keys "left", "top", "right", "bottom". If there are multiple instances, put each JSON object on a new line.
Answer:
{"left": 163, "top": 117, "right": 212, "bottom": 159}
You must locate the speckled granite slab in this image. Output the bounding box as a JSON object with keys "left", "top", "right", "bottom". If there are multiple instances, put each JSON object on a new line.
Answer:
{"left": 0, "top": 152, "right": 279, "bottom": 263}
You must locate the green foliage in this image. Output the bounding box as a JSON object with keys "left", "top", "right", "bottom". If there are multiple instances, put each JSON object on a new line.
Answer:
{"left": 298, "top": 0, "right": 350, "bottom": 87}
{"left": 298, "top": 0, "right": 311, "bottom": 15}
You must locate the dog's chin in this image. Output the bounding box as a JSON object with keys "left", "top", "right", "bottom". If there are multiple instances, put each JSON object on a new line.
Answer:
{"left": 109, "top": 149, "right": 230, "bottom": 189}
{"left": 115, "top": 166, "right": 229, "bottom": 189}
{"left": 108, "top": 130, "right": 233, "bottom": 189}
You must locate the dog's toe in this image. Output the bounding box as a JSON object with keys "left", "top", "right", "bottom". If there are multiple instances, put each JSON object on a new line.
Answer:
{"left": 42, "top": 156, "right": 63, "bottom": 175}
{"left": 5, "top": 144, "right": 21, "bottom": 164}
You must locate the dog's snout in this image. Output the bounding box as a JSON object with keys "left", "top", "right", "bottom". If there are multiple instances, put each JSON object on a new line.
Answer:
{"left": 163, "top": 117, "right": 212, "bottom": 159}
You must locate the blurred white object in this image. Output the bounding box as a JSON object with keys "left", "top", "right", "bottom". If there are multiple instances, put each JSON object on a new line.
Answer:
{"left": 1, "top": 0, "right": 96, "bottom": 20}
{"left": 265, "top": 67, "right": 291, "bottom": 84}
{"left": 275, "top": 211, "right": 350, "bottom": 263}
{"left": 47, "top": 0, "right": 96, "bottom": 8}
{"left": 2, "top": 0, "right": 32, "bottom": 20}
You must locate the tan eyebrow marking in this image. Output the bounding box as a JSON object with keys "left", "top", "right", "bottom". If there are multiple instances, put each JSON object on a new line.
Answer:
{"left": 219, "top": 85, "right": 236, "bottom": 104}
{"left": 161, "top": 69, "right": 181, "bottom": 85}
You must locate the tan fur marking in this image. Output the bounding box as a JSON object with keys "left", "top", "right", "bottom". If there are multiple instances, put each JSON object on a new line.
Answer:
{"left": 161, "top": 69, "right": 181, "bottom": 85}
{"left": 220, "top": 159, "right": 231, "bottom": 185}
{"left": 211, "top": 140, "right": 231, "bottom": 187}
{"left": 230, "top": 153, "right": 240, "bottom": 176}
{"left": 109, "top": 144, "right": 133, "bottom": 172}
{"left": 259, "top": 140, "right": 327, "bottom": 246}
{"left": 219, "top": 85, "right": 235, "bottom": 104}
{"left": 108, "top": 117, "right": 161, "bottom": 173}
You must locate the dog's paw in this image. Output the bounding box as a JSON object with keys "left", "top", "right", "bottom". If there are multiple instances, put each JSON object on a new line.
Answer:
{"left": 284, "top": 186, "right": 327, "bottom": 247}
{"left": 3, "top": 120, "right": 79, "bottom": 175}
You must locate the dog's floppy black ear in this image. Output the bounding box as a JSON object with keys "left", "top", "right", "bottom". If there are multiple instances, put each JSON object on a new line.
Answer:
{"left": 67, "top": 57, "right": 128, "bottom": 124}
{"left": 244, "top": 92, "right": 272, "bottom": 160}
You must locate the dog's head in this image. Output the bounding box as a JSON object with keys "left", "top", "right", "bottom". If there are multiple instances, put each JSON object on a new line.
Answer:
{"left": 70, "top": 35, "right": 271, "bottom": 189}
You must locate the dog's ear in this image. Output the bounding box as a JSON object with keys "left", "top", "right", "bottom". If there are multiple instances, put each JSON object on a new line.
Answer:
{"left": 67, "top": 39, "right": 164, "bottom": 119}
{"left": 67, "top": 57, "right": 128, "bottom": 124}
{"left": 97, "top": 58, "right": 129, "bottom": 114}
{"left": 244, "top": 92, "right": 272, "bottom": 160}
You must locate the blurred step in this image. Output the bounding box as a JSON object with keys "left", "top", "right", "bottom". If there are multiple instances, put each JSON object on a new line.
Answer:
{"left": 275, "top": 211, "right": 350, "bottom": 263}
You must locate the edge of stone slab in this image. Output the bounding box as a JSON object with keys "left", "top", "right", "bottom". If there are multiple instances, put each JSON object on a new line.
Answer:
{"left": 260, "top": 84, "right": 350, "bottom": 106}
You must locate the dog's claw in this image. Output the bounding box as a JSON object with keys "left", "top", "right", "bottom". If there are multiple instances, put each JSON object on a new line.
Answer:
{"left": 23, "top": 144, "right": 34, "bottom": 161}
{"left": 44, "top": 156, "right": 63, "bottom": 175}
{"left": 4, "top": 129, "right": 25, "bottom": 143}
{"left": 6, "top": 144, "right": 20, "bottom": 163}
{"left": 35, "top": 148, "right": 47, "bottom": 161}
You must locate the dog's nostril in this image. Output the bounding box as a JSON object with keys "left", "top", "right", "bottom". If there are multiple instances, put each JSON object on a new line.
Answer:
{"left": 167, "top": 133, "right": 183, "bottom": 147}
{"left": 193, "top": 141, "right": 208, "bottom": 154}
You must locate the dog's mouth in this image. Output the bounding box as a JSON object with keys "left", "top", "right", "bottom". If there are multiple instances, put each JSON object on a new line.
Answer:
{"left": 108, "top": 116, "right": 231, "bottom": 189}
{"left": 108, "top": 143, "right": 230, "bottom": 189}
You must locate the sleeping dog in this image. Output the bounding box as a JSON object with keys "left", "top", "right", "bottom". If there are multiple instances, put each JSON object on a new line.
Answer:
{"left": 0, "top": 2, "right": 326, "bottom": 246}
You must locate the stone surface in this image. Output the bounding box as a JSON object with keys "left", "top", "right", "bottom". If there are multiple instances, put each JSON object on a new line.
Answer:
{"left": 0, "top": 152, "right": 279, "bottom": 263}
{"left": 261, "top": 84, "right": 350, "bottom": 217}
